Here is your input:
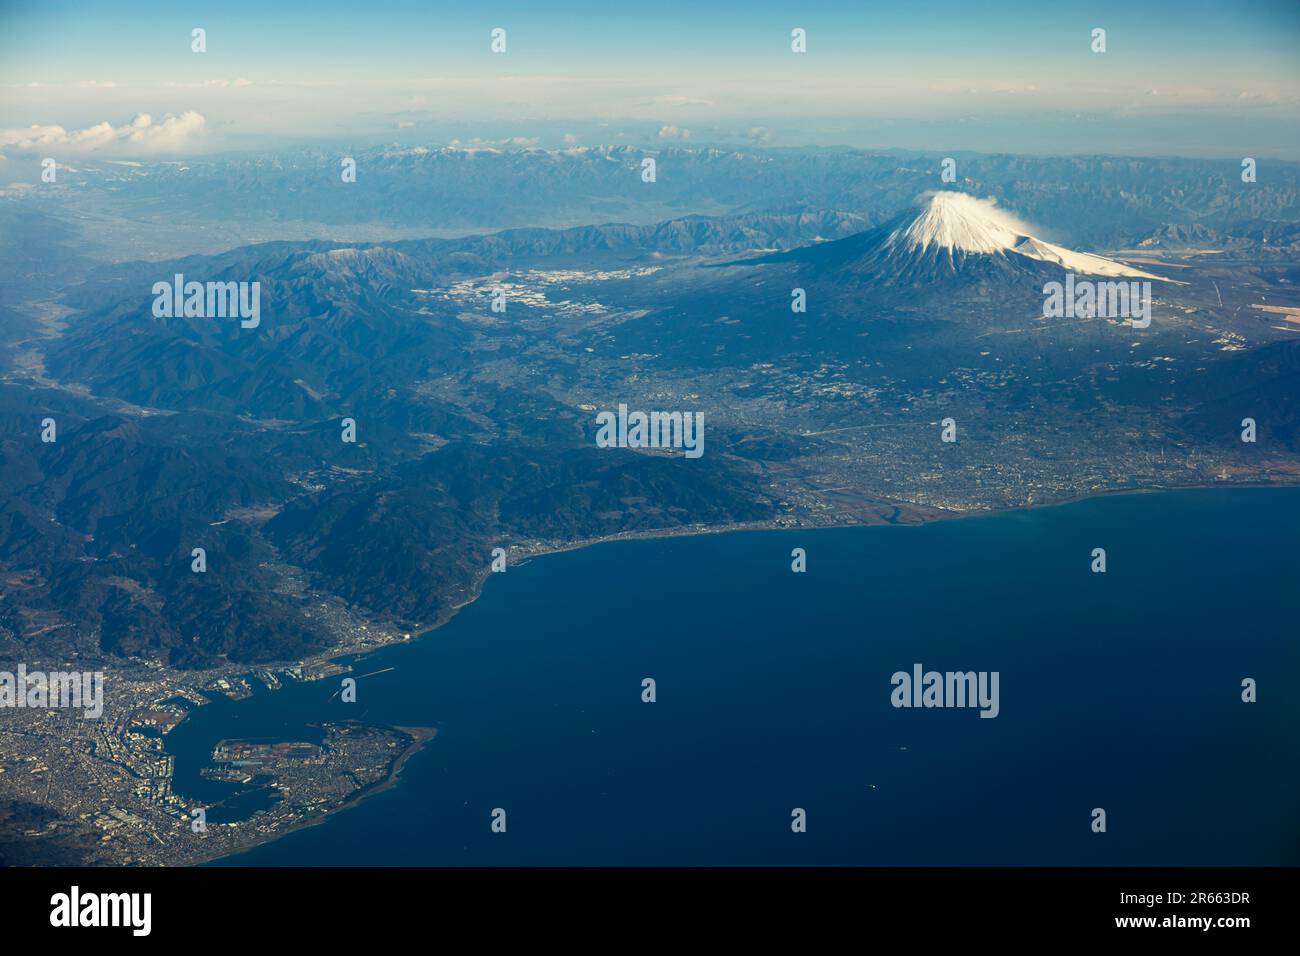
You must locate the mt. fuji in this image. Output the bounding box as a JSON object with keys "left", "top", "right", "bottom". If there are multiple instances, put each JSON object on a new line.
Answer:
{"left": 751, "top": 191, "right": 1173, "bottom": 287}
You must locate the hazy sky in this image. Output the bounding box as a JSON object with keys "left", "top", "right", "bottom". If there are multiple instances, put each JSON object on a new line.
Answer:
{"left": 2, "top": 0, "right": 1298, "bottom": 156}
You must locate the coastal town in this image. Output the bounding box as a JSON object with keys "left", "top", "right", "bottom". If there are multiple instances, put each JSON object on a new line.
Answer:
{"left": 0, "top": 611, "right": 432, "bottom": 866}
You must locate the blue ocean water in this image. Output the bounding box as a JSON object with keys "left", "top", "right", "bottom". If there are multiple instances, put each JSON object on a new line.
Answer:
{"left": 178, "top": 487, "right": 1299, "bottom": 865}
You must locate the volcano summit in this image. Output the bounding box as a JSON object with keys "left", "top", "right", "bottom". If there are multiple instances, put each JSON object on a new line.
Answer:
{"left": 756, "top": 191, "right": 1172, "bottom": 287}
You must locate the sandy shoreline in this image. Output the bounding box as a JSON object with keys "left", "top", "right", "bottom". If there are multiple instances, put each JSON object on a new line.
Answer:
{"left": 200, "top": 478, "right": 1297, "bottom": 686}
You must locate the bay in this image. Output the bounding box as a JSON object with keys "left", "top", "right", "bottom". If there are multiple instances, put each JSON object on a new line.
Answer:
{"left": 167, "top": 487, "right": 1300, "bottom": 866}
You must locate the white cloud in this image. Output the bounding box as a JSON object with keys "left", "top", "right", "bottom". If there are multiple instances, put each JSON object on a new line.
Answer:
{"left": 447, "top": 135, "right": 539, "bottom": 149}
{"left": 657, "top": 125, "right": 691, "bottom": 140}
{"left": 641, "top": 95, "right": 713, "bottom": 108}
{"left": 156, "top": 78, "right": 333, "bottom": 89}
{"left": 0, "top": 112, "right": 206, "bottom": 153}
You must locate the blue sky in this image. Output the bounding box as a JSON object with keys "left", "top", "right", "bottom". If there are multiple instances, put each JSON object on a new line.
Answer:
{"left": 2, "top": 0, "right": 1297, "bottom": 156}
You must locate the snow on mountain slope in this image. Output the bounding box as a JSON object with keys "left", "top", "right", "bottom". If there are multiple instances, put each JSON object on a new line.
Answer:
{"left": 885, "top": 192, "right": 1169, "bottom": 280}
{"left": 1010, "top": 235, "right": 1167, "bottom": 279}
{"left": 886, "top": 191, "right": 1028, "bottom": 255}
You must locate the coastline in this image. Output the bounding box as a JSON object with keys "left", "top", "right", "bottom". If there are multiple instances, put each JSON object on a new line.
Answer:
{"left": 157, "top": 480, "right": 1297, "bottom": 865}
{"left": 180, "top": 478, "right": 1299, "bottom": 689}
{"left": 188, "top": 725, "right": 437, "bottom": 867}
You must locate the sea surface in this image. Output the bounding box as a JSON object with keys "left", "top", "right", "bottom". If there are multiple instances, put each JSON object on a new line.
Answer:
{"left": 166, "top": 487, "right": 1300, "bottom": 865}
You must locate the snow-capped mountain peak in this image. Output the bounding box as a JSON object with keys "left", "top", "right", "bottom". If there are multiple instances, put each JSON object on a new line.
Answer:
{"left": 886, "top": 191, "right": 1026, "bottom": 255}
{"left": 884, "top": 191, "right": 1169, "bottom": 280}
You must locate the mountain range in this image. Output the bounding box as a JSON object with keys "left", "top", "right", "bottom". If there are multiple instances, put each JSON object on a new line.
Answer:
{"left": 9, "top": 146, "right": 1300, "bottom": 259}
{"left": 1, "top": 173, "right": 1298, "bottom": 668}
